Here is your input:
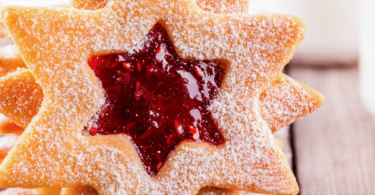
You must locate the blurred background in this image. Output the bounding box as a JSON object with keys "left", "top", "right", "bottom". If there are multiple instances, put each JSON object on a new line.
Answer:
{"left": 0, "top": 0, "right": 374, "bottom": 195}
{"left": 252, "top": 0, "right": 359, "bottom": 63}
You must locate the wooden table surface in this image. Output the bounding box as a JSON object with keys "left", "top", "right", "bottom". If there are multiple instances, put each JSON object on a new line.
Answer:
{"left": 289, "top": 66, "right": 375, "bottom": 195}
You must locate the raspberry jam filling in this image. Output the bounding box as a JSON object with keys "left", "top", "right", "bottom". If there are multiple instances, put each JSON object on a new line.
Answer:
{"left": 86, "top": 23, "right": 224, "bottom": 176}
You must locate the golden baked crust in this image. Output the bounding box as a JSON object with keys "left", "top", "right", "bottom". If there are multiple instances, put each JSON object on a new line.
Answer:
{"left": 61, "top": 186, "right": 98, "bottom": 195}
{"left": 32, "top": 188, "right": 61, "bottom": 195}
{"left": 0, "top": 0, "right": 320, "bottom": 194}
{"left": 197, "top": 187, "right": 242, "bottom": 195}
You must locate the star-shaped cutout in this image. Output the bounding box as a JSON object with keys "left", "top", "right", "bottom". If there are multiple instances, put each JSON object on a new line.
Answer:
{"left": 0, "top": 0, "right": 324, "bottom": 194}
{"left": 86, "top": 23, "right": 225, "bottom": 176}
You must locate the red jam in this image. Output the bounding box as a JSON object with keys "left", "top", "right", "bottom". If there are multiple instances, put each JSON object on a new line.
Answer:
{"left": 86, "top": 23, "right": 224, "bottom": 176}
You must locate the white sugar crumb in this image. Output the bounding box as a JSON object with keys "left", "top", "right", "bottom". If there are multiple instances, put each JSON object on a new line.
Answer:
{"left": 2, "top": 0, "right": 305, "bottom": 194}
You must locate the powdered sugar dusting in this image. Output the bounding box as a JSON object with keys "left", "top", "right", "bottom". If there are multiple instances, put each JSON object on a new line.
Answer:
{"left": 71, "top": 0, "right": 108, "bottom": 10}
{"left": 0, "top": 69, "right": 43, "bottom": 128}
{"left": 1, "top": 0, "right": 305, "bottom": 194}
{"left": 197, "top": 0, "right": 273, "bottom": 15}
{"left": 196, "top": 0, "right": 249, "bottom": 14}
{"left": 260, "top": 75, "right": 320, "bottom": 133}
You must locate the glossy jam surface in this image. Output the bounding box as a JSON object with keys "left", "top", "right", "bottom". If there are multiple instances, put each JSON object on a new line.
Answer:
{"left": 86, "top": 23, "right": 224, "bottom": 176}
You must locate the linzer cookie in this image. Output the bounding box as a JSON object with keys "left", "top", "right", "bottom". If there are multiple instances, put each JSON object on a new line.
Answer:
{"left": 0, "top": 1, "right": 243, "bottom": 194}
{"left": 0, "top": 0, "right": 324, "bottom": 194}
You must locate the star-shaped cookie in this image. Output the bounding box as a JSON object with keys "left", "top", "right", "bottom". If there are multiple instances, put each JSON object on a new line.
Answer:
{"left": 0, "top": 1, "right": 246, "bottom": 194}
{"left": 0, "top": 0, "right": 323, "bottom": 194}
{"left": 0, "top": 1, "right": 321, "bottom": 194}
{"left": 0, "top": 2, "right": 242, "bottom": 195}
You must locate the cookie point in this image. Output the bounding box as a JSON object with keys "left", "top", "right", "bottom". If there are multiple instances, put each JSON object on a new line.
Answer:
{"left": 290, "top": 179, "right": 300, "bottom": 195}
{"left": 288, "top": 14, "right": 307, "bottom": 33}
{"left": 0, "top": 6, "right": 22, "bottom": 28}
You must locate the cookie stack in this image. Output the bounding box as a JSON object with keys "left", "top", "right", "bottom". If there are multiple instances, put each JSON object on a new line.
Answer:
{"left": 0, "top": 0, "right": 324, "bottom": 194}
